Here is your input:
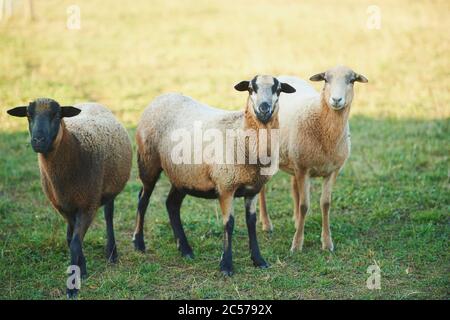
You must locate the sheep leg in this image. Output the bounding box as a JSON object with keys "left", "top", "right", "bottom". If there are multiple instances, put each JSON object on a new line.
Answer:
{"left": 166, "top": 186, "right": 193, "bottom": 258}
{"left": 320, "top": 172, "right": 337, "bottom": 251}
{"left": 133, "top": 187, "right": 149, "bottom": 251}
{"left": 245, "top": 195, "right": 269, "bottom": 268}
{"left": 104, "top": 198, "right": 118, "bottom": 263}
{"left": 258, "top": 186, "right": 273, "bottom": 232}
{"left": 290, "top": 171, "right": 310, "bottom": 252}
{"left": 69, "top": 212, "right": 92, "bottom": 276}
{"left": 291, "top": 176, "right": 300, "bottom": 225}
{"left": 67, "top": 210, "right": 93, "bottom": 299}
{"left": 66, "top": 216, "right": 75, "bottom": 247}
{"left": 219, "top": 193, "right": 234, "bottom": 276}
{"left": 133, "top": 173, "right": 160, "bottom": 252}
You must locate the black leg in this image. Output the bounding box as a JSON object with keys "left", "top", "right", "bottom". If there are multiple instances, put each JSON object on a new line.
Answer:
{"left": 104, "top": 198, "right": 118, "bottom": 263}
{"left": 245, "top": 196, "right": 269, "bottom": 268}
{"left": 69, "top": 234, "right": 87, "bottom": 278}
{"left": 133, "top": 164, "right": 161, "bottom": 252}
{"left": 133, "top": 187, "right": 151, "bottom": 252}
{"left": 220, "top": 215, "right": 234, "bottom": 276}
{"left": 166, "top": 186, "right": 193, "bottom": 258}
{"left": 66, "top": 211, "right": 91, "bottom": 299}
{"left": 67, "top": 234, "right": 85, "bottom": 299}
{"left": 66, "top": 223, "right": 74, "bottom": 248}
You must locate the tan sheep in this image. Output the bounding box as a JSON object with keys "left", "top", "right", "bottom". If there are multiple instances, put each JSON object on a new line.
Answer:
{"left": 7, "top": 98, "right": 132, "bottom": 298}
{"left": 133, "top": 76, "right": 295, "bottom": 276}
{"left": 258, "top": 66, "right": 368, "bottom": 252}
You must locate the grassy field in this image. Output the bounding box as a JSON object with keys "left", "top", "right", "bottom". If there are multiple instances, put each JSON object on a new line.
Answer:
{"left": 0, "top": 0, "right": 449, "bottom": 299}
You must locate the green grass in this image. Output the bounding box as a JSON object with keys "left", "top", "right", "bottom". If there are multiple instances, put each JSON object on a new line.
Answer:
{"left": 0, "top": 0, "right": 449, "bottom": 299}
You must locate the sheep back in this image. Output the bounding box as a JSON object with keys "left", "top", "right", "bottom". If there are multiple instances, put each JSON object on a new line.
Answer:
{"left": 67, "top": 103, "right": 132, "bottom": 197}
{"left": 137, "top": 93, "right": 268, "bottom": 195}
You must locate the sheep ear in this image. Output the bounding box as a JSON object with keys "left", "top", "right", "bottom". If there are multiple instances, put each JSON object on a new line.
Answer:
{"left": 354, "top": 73, "right": 368, "bottom": 83}
{"left": 309, "top": 72, "right": 326, "bottom": 82}
{"left": 7, "top": 106, "right": 28, "bottom": 117}
{"left": 61, "top": 106, "right": 81, "bottom": 118}
{"left": 280, "top": 83, "right": 296, "bottom": 94}
{"left": 234, "top": 81, "right": 250, "bottom": 92}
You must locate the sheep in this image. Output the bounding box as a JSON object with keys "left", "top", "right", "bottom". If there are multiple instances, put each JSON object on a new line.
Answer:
{"left": 133, "top": 76, "right": 296, "bottom": 276}
{"left": 258, "top": 66, "right": 368, "bottom": 252}
{"left": 7, "top": 98, "right": 132, "bottom": 298}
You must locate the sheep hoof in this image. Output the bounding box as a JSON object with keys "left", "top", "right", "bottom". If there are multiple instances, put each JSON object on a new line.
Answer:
{"left": 321, "top": 236, "right": 334, "bottom": 252}
{"left": 253, "top": 259, "right": 269, "bottom": 269}
{"left": 182, "top": 251, "right": 194, "bottom": 260}
{"left": 220, "top": 269, "right": 233, "bottom": 277}
{"left": 322, "top": 243, "right": 334, "bottom": 252}
{"left": 290, "top": 245, "right": 303, "bottom": 253}
{"left": 133, "top": 237, "right": 146, "bottom": 253}
{"left": 220, "top": 259, "right": 233, "bottom": 277}
{"left": 108, "top": 256, "right": 118, "bottom": 264}
{"left": 106, "top": 246, "right": 118, "bottom": 263}
{"left": 107, "top": 252, "right": 118, "bottom": 264}
{"left": 262, "top": 224, "right": 273, "bottom": 233}
{"left": 66, "top": 288, "right": 79, "bottom": 300}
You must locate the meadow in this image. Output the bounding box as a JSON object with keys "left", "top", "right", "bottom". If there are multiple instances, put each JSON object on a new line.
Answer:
{"left": 0, "top": 0, "right": 448, "bottom": 299}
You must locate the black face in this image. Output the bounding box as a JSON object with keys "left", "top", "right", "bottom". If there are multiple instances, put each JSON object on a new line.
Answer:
{"left": 28, "top": 100, "right": 63, "bottom": 153}
{"left": 234, "top": 76, "right": 296, "bottom": 124}
{"left": 7, "top": 98, "right": 81, "bottom": 154}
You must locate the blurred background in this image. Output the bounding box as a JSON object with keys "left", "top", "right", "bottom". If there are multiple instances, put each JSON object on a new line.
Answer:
{"left": 0, "top": 0, "right": 448, "bottom": 128}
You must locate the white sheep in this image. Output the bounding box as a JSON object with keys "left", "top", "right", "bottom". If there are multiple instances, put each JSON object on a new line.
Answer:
{"left": 7, "top": 98, "right": 132, "bottom": 298}
{"left": 133, "top": 76, "right": 295, "bottom": 276}
{"left": 258, "top": 66, "right": 368, "bottom": 252}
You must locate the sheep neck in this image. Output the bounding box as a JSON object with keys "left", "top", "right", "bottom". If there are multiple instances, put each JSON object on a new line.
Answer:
{"left": 315, "top": 95, "right": 350, "bottom": 154}
{"left": 243, "top": 98, "right": 279, "bottom": 160}
{"left": 38, "top": 121, "right": 82, "bottom": 177}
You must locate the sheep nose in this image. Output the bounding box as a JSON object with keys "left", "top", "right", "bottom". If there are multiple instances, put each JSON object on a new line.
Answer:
{"left": 259, "top": 102, "right": 270, "bottom": 114}
{"left": 32, "top": 137, "right": 46, "bottom": 144}
{"left": 332, "top": 97, "right": 342, "bottom": 104}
